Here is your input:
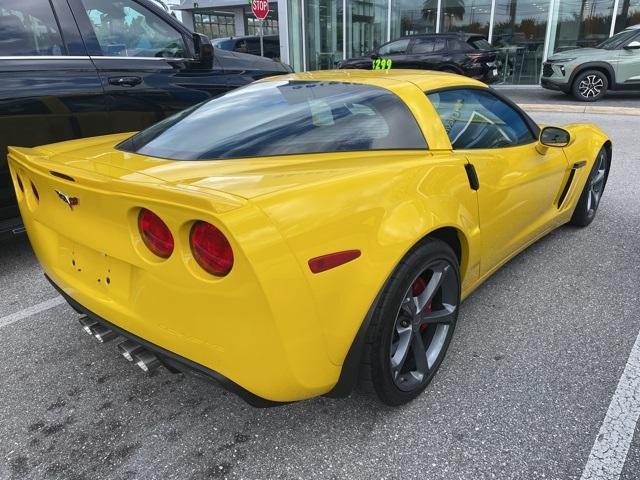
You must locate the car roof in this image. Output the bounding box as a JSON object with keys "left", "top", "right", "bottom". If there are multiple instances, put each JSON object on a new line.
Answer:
{"left": 625, "top": 24, "right": 640, "bottom": 30}
{"left": 214, "top": 35, "right": 279, "bottom": 41}
{"left": 397, "top": 32, "right": 485, "bottom": 40}
{"left": 258, "top": 69, "right": 486, "bottom": 92}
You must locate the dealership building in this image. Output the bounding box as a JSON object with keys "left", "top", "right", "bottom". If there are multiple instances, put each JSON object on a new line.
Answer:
{"left": 175, "top": 0, "right": 640, "bottom": 85}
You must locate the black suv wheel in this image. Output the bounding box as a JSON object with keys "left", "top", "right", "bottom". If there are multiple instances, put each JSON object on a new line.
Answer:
{"left": 571, "top": 70, "right": 608, "bottom": 102}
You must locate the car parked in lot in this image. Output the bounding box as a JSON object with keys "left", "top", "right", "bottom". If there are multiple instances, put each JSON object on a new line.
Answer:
{"left": 8, "top": 70, "right": 610, "bottom": 406}
{"left": 542, "top": 25, "right": 640, "bottom": 101}
{"left": 0, "top": 0, "right": 291, "bottom": 240}
{"left": 338, "top": 33, "right": 499, "bottom": 84}
{"left": 212, "top": 35, "right": 281, "bottom": 60}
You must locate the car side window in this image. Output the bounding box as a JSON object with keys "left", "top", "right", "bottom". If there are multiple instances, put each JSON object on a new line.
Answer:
{"left": 411, "top": 38, "right": 435, "bottom": 54}
{"left": 379, "top": 39, "right": 410, "bottom": 55}
{"left": 434, "top": 38, "right": 446, "bottom": 52}
{"left": 0, "top": 0, "right": 66, "bottom": 56}
{"left": 447, "top": 38, "right": 471, "bottom": 52}
{"left": 427, "top": 89, "right": 536, "bottom": 149}
{"left": 80, "top": 0, "right": 186, "bottom": 58}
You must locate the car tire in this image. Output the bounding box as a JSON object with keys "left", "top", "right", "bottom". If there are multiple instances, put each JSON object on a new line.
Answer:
{"left": 571, "top": 70, "right": 608, "bottom": 102}
{"left": 359, "top": 238, "right": 460, "bottom": 406}
{"left": 569, "top": 147, "right": 610, "bottom": 227}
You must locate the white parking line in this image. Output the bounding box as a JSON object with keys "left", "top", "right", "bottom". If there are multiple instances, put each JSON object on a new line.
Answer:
{"left": 581, "top": 331, "right": 640, "bottom": 480}
{"left": 0, "top": 296, "right": 66, "bottom": 329}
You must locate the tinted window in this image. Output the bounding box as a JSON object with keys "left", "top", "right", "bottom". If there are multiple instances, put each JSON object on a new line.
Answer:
{"left": 0, "top": 0, "right": 65, "bottom": 56}
{"left": 427, "top": 89, "right": 535, "bottom": 149}
{"left": 119, "top": 81, "right": 427, "bottom": 160}
{"left": 447, "top": 38, "right": 471, "bottom": 51}
{"left": 597, "top": 29, "right": 638, "bottom": 50}
{"left": 379, "top": 39, "right": 410, "bottom": 55}
{"left": 468, "top": 37, "right": 492, "bottom": 50}
{"left": 434, "top": 38, "right": 446, "bottom": 52}
{"left": 212, "top": 38, "right": 235, "bottom": 50}
{"left": 412, "top": 38, "right": 435, "bottom": 54}
{"left": 81, "top": 0, "right": 185, "bottom": 58}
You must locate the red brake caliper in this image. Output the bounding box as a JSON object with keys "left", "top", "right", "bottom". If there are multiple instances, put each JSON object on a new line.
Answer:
{"left": 412, "top": 277, "right": 432, "bottom": 333}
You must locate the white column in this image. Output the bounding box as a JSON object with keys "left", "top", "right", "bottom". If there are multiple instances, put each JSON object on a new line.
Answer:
{"left": 343, "top": 0, "right": 347, "bottom": 59}
{"left": 542, "top": 0, "right": 557, "bottom": 62}
{"left": 387, "top": 0, "right": 391, "bottom": 41}
{"left": 181, "top": 9, "right": 195, "bottom": 31}
{"left": 488, "top": 0, "right": 496, "bottom": 44}
{"left": 301, "top": 0, "right": 307, "bottom": 70}
{"left": 233, "top": 7, "right": 245, "bottom": 36}
{"left": 277, "top": 0, "right": 290, "bottom": 64}
{"left": 435, "top": 0, "right": 442, "bottom": 33}
{"left": 610, "top": 0, "right": 621, "bottom": 37}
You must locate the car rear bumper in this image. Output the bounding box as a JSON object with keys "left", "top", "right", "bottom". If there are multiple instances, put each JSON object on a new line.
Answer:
{"left": 47, "top": 274, "right": 283, "bottom": 407}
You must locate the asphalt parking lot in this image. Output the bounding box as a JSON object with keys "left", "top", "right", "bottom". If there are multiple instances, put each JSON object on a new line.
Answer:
{"left": 1, "top": 110, "right": 639, "bottom": 480}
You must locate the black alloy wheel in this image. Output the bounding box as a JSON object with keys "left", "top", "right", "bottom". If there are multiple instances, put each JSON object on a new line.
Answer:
{"left": 360, "top": 238, "right": 460, "bottom": 406}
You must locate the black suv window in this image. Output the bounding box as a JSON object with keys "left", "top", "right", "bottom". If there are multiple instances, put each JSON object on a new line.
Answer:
{"left": 80, "top": 0, "right": 186, "bottom": 58}
{"left": 447, "top": 38, "right": 471, "bottom": 52}
{"left": 427, "top": 88, "right": 535, "bottom": 149}
{"left": 0, "top": 0, "right": 65, "bottom": 56}
{"left": 468, "top": 37, "right": 491, "bottom": 50}
{"left": 379, "top": 39, "right": 410, "bottom": 55}
{"left": 119, "top": 81, "right": 427, "bottom": 160}
{"left": 411, "top": 38, "right": 435, "bottom": 54}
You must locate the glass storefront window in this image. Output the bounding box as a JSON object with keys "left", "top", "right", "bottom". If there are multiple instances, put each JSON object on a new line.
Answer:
{"left": 550, "top": 0, "right": 614, "bottom": 52}
{"left": 245, "top": 4, "right": 279, "bottom": 35}
{"left": 390, "top": 0, "right": 436, "bottom": 39}
{"left": 305, "top": 0, "right": 343, "bottom": 70}
{"left": 193, "top": 11, "right": 234, "bottom": 39}
{"left": 346, "top": 0, "right": 388, "bottom": 59}
{"left": 440, "top": 0, "right": 492, "bottom": 36}
{"left": 492, "top": 1, "right": 549, "bottom": 85}
{"left": 615, "top": 0, "right": 640, "bottom": 33}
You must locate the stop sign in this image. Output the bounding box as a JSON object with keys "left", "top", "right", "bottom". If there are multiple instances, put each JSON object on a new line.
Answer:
{"left": 251, "top": 0, "right": 269, "bottom": 20}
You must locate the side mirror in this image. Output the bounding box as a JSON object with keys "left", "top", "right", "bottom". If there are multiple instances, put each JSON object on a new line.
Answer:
{"left": 624, "top": 40, "right": 640, "bottom": 50}
{"left": 192, "top": 32, "right": 213, "bottom": 69}
{"left": 540, "top": 126, "right": 571, "bottom": 147}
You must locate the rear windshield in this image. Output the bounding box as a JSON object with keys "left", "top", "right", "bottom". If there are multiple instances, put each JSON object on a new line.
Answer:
{"left": 118, "top": 81, "right": 427, "bottom": 160}
{"left": 468, "top": 37, "right": 492, "bottom": 50}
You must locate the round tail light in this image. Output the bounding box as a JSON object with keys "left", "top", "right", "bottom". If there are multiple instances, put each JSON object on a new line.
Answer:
{"left": 190, "top": 221, "right": 233, "bottom": 277}
{"left": 138, "top": 209, "right": 174, "bottom": 258}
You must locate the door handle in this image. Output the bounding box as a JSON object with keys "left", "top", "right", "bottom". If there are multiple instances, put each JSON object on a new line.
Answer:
{"left": 108, "top": 76, "right": 142, "bottom": 87}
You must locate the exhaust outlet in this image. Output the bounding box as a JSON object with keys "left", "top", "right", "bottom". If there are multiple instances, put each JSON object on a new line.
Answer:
{"left": 90, "top": 325, "right": 118, "bottom": 343}
{"left": 133, "top": 350, "right": 161, "bottom": 374}
{"left": 78, "top": 316, "right": 99, "bottom": 335}
{"left": 117, "top": 340, "right": 144, "bottom": 362}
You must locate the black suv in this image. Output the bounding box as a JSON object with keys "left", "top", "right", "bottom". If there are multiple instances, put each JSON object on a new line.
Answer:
{"left": 0, "top": 0, "right": 291, "bottom": 239}
{"left": 338, "top": 33, "right": 499, "bottom": 84}
{"left": 212, "top": 35, "right": 281, "bottom": 60}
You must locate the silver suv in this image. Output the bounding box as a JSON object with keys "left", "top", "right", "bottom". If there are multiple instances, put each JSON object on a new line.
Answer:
{"left": 541, "top": 25, "right": 640, "bottom": 101}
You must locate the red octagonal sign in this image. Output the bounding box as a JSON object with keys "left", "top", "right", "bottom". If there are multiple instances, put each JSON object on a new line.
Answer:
{"left": 251, "top": 0, "right": 269, "bottom": 20}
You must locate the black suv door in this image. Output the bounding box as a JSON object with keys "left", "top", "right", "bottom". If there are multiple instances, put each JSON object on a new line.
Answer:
{"left": 68, "top": 0, "right": 230, "bottom": 133}
{"left": 0, "top": 0, "right": 108, "bottom": 230}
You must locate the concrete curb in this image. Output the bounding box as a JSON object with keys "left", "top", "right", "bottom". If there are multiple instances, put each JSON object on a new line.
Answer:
{"left": 519, "top": 103, "right": 640, "bottom": 116}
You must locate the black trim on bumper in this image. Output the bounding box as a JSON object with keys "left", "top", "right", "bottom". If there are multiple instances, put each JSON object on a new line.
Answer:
{"left": 540, "top": 78, "right": 570, "bottom": 93}
{"left": 46, "top": 274, "right": 286, "bottom": 408}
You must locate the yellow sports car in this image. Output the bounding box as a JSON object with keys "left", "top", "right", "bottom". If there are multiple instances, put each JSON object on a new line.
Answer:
{"left": 8, "top": 70, "right": 610, "bottom": 407}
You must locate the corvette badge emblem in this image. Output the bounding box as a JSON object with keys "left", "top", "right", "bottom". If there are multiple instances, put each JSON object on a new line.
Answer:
{"left": 55, "top": 190, "right": 79, "bottom": 210}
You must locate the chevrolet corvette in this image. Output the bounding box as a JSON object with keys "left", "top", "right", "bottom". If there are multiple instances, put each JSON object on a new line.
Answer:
{"left": 7, "top": 70, "right": 611, "bottom": 406}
